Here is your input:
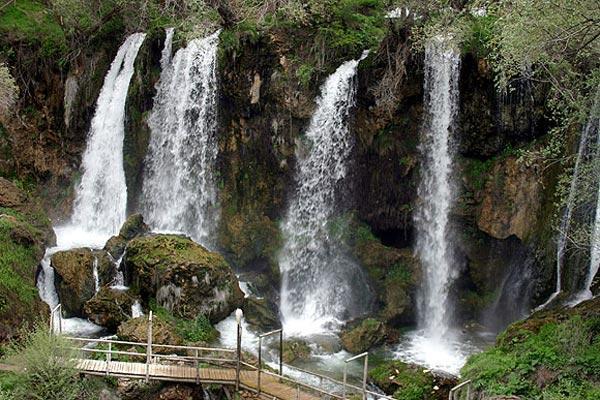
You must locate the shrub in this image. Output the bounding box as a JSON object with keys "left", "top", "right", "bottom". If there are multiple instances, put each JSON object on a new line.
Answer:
{"left": 2, "top": 326, "right": 86, "bottom": 400}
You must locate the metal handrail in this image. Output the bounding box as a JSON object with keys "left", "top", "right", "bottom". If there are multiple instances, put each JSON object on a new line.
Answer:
{"left": 449, "top": 380, "right": 472, "bottom": 400}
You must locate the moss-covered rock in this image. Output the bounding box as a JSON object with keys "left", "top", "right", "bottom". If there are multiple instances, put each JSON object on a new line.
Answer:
{"left": 125, "top": 234, "right": 244, "bottom": 323}
{"left": 369, "top": 360, "right": 455, "bottom": 400}
{"left": 117, "top": 316, "right": 183, "bottom": 349}
{"left": 51, "top": 248, "right": 96, "bottom": 317}
{"left": 282, "top": 339, "right": 311, "bottom": 364}
{"left": 84, "top": 287, "right": 136, "bottom": 330}
{"left": 462, "top": 297, "right": 600, "bottom": 399}
{"left": 104, "top": 213, "right": 150, "bottom": 260}
{"left": 242, "top": 297, "right": 280, "bottom": 331}
{"left": 0, "top": 178, "right": 55, "bottom": 341}
{"left": 341, "top": 318, "right": 386, "bottom": 353}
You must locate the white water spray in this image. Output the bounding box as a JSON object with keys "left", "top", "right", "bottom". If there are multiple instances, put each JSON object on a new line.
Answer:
{"left": 71, "top": 33, "right": 146, "bottom": 236}
{"left": 279, "top": 52, "right": 370, "bottom": 336}
{"left": 141, "top": 31, "right": 220, "bottom": 246}
{"left": 415, "top": 36, "right": 460, "bottom": 340}
{"left": 160, "top": 28, "right": 175, "bottom": 71}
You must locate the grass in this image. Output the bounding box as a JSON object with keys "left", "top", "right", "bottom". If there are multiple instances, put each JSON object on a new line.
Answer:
{"left": 461, "top": 315, "right": 600, "bottom": 399}
{"left": 0, "top": 216, "right": 39, "bottom": 313}
{"left": 0, "top": 0, "right": 66, "bottom": 57}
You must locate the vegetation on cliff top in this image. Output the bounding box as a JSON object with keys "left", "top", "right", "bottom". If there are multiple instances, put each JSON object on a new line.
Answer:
{"left": 462, "top": 300, "right": 600, "bottom": 399}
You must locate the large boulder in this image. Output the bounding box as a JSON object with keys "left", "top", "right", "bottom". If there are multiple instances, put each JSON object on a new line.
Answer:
{"left": 369, "top": 360, "right": 457, "bottom": 400}
{"left": 84, "top": 287, "right": 136, "bottom": 330}
{"left": 242, "top": 297, "right": 280, "bottom": 331}
{"left": 125, "top": 234, "right": 244, "bottom": 323}
{"left": 51, "top": 248, "right": 114, "bottom": 316}
{"left": 104, "top": 213, "right": 149, "bottom": 259}
{"left": 117, "top": 316, "right": 183, "bottom": 348}
{"left": 282, "top": 339, "right": 311, "bottom": 363}
{"left": 341, "top": 318, "right": 387, "bottom": 353}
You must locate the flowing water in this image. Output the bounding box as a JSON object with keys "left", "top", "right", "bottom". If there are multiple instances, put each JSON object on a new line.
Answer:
{"left": 37, "top": 33, "right": 146, "bottom": 335}
{"left": 570, "top": 90, "right": 600, "bottom": 305}
{"left": 395, "top": 36, "right": 463, "bottom": 373}
{"left": 278, "top": 52, "right": 371, "bottom": 336}
{"left": 140, "top": 30, "right": 220, "bottom": 246}
{"left": 71, "top": 33, "right": 146, "bottom": 236}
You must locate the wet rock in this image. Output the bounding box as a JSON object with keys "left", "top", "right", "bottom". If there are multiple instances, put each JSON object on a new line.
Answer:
{"left": 104, "top": 213, "right": 150, "bottom": 259}
{"left": 51, "top": 248, "right": 96, "bottom": 317}
{"left": 125, "top": 234, "right": 244, "bottom": 323}
{"left": 153, "top": 384, "right": 202, "bottom": 399}
{"left": 369, "top": 360, "right": 457, "bottom": 400}
{"left": 340, "top": 318, "right": 387, "bottom": 353}
{"left": 477, "top": 156, "right": 541, "bottom": 241}
{"left": 84, "top": 287, "right": 136, "bottom": 330}
{"left": 282, "top": 339, "right": 311, "bottom": 363}
{"left": 117, "top": 316, "right": 183, "bottom": 348}
{"left": 242, "top": 297, "right": 280, "bottom": 331}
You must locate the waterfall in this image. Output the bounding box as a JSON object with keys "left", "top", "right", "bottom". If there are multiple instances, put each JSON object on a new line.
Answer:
{"left": 571, "top": 90, "right": 600, "bottom": 304}
{"left": 279, "top": 52, "right": 371, "bottom": 336}
{"left": 160, "top": 28, "right": 175, "bottom": 71}
{"left": 140, "top": 30, "right": 220, "bottom": 246}
{"left": 541, "top": 90, "right": 600, "bottom": 308}
{"left": 71, "top": 33, "right": 146, "bottom": 236}
{"left": 414, "top": 36, "right": 460, "bottom": 340}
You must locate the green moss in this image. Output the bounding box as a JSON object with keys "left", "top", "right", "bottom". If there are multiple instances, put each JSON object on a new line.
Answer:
{"left": 0, "top": 218, "right": 38, "bottom": 312}
{"left": 369, "top": 361, "right": 433, "bottom": 400}
{"left": 462, "top": 315, "right": 600, "bottom": 399}
{"left": 296, "top": 63, "right": 315, "bottom": 87}
{"left": 0, "top": 0, "right": 67, "bottom": 57}
{"left": 149, "top": 300, "right": 218, "bottom": 344}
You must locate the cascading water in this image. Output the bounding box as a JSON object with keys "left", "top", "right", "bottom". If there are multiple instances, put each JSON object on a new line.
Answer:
{"left": 279, "top": 52, "right": 371, "bottom": 336}
{"left": 160, "top": 28, "right": 175, "bottom": 71}
{"left": 415, "top": 36, "right": 460, "bottom": 339}
{"left": 37, "top": 33, "right": 146, "bottom": 335}
{"left": 71, "top": 33, "right": 146, "bottom": 236}
{"left": 541, "top": 89, "right": 600, "bottom": 308}
{"left": 140, "top": 31, "right": 220, "bottom": 246}
{"left": 395, "top": 36, "right": 466, "bottom": 373}
{"left": 570, "top": 90, "right": 600, "bottom": 304}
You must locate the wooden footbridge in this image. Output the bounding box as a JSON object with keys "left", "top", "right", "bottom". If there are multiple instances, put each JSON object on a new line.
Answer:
{"left": 49, "top": 306, "right": 472, "bottom": 400}
{"left": 49, "top": 306, "right": 395, "bottom": 400}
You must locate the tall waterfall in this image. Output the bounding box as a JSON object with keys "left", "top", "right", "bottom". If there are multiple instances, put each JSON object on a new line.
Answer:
{"left": 414, "top": 36, "right": 460, "bottom": 340}
{"left": 542, "top": 90, "right": 600, "bottom": 308}
{"left": 571, "top": 91, "right": 600, "bottom": 304}
{"left": 71, "top": 33, "right": 146, "bottom": 236}
{"left": 279, "top": 52, "right": 370, "bottom": 336}
{"left": 140, "top": 31, "right": 220, "bottom": 246}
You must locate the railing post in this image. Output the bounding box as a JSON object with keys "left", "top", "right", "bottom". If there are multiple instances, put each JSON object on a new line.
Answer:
{"left": 362, "top": 354, "right": 369, "bottom": 400}
{"left": 235, "top": 309, "right": 243, "bottom": 391}
{"left": 258, "top": 336, "right": 262, "bottom": 395}
{"left": 195, "top": 348, "right": 199, "bottom": 384}
{"left": 146, "top": 311, "right": 153, "bottom": 383}
{"left": 106, "top": 341, "right": 112, "bottom": 376}
{"left": 342, "top": 363, "right": 347, "bottom": 400}
{"left": 279, "top": 329, "right": 283, "bottom": 376}
{"left": 58, "top": 304, "right": 62, "bottom": 334}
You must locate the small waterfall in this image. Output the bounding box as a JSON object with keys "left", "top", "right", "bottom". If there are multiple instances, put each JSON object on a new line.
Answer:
{"left": 160, "top": 28, "right": 175, "bottom": 71}
{"left": 414, "top": 36, "right": 460, "bottom": 340}
{"left": 571, "top": 91, "right": 600, "bottom": 304}
{"left": 141, "top": 30, "right": 220, "bottom": 246}
{"left": 131, "top": 300, "right": 144, "bottom": 318}
{"left": 71, "top": 33, "right": 146, "bottom": 236}
{"left": 92, "top": 256, "right": 100, "bottom": 293}
{"left": 111, "top": 252, "right": 127, "bottom": 290}
{"left": 541, "top": 89, "right": 600, "bottom": 308}
{"left": 279, "top": 52, "right": 371, "bottom": 336}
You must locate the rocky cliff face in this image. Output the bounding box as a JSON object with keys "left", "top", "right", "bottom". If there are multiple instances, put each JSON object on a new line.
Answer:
{"left": 0, "top": 20, "right": 560, "bottom": 334}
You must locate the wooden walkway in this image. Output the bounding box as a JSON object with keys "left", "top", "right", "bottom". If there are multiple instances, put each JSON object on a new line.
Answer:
{"left": 76, "top": 359, "right": 319, "bottom": 400}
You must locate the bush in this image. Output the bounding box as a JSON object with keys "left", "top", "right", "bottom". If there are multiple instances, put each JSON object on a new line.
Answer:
{"left": 1, "top": 326, "right": 89, "bottom": 400}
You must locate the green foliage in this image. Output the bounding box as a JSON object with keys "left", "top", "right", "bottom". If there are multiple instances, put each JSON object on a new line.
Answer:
{"left": 1, "top": 326, "right": 93, "bottom": 400}
{"left": 464, "top": 158, "right": 494, "bottom": 191}
{"left": 296, "top": 63, "right": 314, "bottom": 87}
{"left": 0, "top": 215, "right": 38, "bottom": 312}
{"left": 369, "top": 360, "right": 433, "bottom": 400}
{"left": 0, "top": 0, "right": 67, "bottom": 57}
{"left": 149, "top": 300, "right": 218, "bottom": 344}
{"left": 460, "top": 13, "right": 497, "bottom": 57}
{"left": 462, "top": 315, "right": 600, "bottom": 399}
